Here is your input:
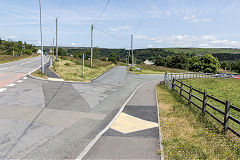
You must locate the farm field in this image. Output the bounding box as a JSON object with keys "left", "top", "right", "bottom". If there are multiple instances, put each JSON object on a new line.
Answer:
{"left": 157, "top": 83, "right": 240, "bottom": 159}
{"left": 179, "top": 78, "right": 240, "bottom": 134}
{"left": 130, "top": 64, "right": 187, "bottom": 74}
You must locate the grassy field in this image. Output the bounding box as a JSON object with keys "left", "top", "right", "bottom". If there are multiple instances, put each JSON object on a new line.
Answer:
{"left": 178, "top": 78, "right": 240, "bottom": 134}
{"left": 130, "top": 64, "right": 187, "bottom": 74}
{"left": 156, "top": 83, "right": 240, "bottom": 160}
{"left": 0, "top": 54, "right": 38, "bottom": 64}
{"left": 51, "top": 57, "right": 116, "bottom": 81}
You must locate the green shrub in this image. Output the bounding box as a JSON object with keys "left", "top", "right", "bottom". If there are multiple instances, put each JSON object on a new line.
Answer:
{"left": 64, "top": 62, "right": 70, "bottom": 66}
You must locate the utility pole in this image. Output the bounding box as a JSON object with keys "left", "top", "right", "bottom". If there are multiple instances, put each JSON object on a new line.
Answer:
{"left": 52, "top": 38, "right": 54, "bottom": 55}
{"left": 90, "top": 24, "right": 93, "bottom": 67}
{"left": 39, "top": 0, "right": 44, "bottom": 73}
{"left": 56, "top": 18, "right": 58, "bottom": 61}
{"left": 128, "top": 50, "right": 130, "bottom": 64}
{"left": 131, "top": 34, "right": 133, "bottom": 67}
{"left": 82, "top": 54, "right": 85, "bottom": 77}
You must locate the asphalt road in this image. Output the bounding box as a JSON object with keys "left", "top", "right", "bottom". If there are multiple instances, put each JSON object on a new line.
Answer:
{"left": 0, "top": 63, "right": 164, "bottom": 159}
{"left": 84, "top": 81, "right": 160, "bottom": 159}
{"left": 0, "top": 55, "right": 49, "bottom": 88}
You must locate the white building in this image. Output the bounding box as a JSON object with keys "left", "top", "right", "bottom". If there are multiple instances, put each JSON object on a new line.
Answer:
{"left": 143, "top": 59, "right": 154, "bottom": 65}
{"left": 37, "top": 49, "right": 43, "bottom": 54}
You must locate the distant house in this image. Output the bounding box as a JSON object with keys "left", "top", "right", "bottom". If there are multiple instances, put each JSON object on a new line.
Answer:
{"left": 37, "top": 49, "right": 43, "bottom": 54}
{"left": 143, "top": 59, "right": 154, "bottom": 65}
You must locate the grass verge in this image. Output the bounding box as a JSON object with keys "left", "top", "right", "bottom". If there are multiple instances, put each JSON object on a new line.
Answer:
{"left": 156, "top": 83, "right": 240, "bottom": 160}
{"left": 130, "top": 64, "right": 187, "bottom": 74}
{"left": 51, "top": 56, "right": 116, "bottom": 81}
{"left": 31, "top": 69, "right": 47, "bottom": 79}
{"left": 0, "top": 54, "right": 38, "bottom": 64}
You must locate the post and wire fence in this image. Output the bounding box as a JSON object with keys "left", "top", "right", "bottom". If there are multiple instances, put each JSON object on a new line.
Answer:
{"left": 164, "top": 72, "right": 240, "bottom": 137}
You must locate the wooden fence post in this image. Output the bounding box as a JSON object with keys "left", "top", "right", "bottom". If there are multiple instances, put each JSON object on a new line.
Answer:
{"left": 224, "top": 101, "right": 230, "bottom": 132}
{"left": 188, "top": 86, "right": 192, "bottom": 105}
{"left": 164, "top": 72, "right": 167, "bottom": 84}
{"left": 180, "top": 81, "right": 183, "bottom": 96}
{"left": 202, "top": 91, "right": 207, "bottom": 114}
{"left": 172, "top": 78, "right": 175, "bottom": 90}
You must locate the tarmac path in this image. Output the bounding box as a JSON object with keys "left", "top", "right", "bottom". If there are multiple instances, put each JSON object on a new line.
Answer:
{"left": 0, "top": 63, "right": 163, "bottom": 159}
{"left": 83, "top": 81, "right": 160, "bottom": 159}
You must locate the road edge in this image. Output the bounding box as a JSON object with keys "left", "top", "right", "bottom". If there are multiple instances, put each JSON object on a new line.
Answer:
{"left": 155, "top": 84, "right": 165, "bottom": 160}
{"left": 75, "top": 80, "right": 161, "bottom": 160}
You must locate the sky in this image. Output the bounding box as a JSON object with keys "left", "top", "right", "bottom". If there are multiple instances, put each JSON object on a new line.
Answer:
{"left": 1, "top": 0, "right": 240, "bottom": 49}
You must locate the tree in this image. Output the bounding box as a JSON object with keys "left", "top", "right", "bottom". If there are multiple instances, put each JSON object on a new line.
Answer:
{"left": 188, "top": 56, "right": 201, "bottom": 72}
{"left": 165, "top": 53, "right": 188, "bottom": 69}
{"left": 108, "top": 53, "right": 119, "bottom": 64}
{"left": 155, "top": 56, "right": 166, "bottom": 66}
{"left": 199, "top": 54, "right": 220, "bottom": 73}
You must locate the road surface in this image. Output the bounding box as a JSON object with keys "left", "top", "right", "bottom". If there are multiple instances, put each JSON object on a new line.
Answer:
{"left": 0, "top": 63, "right": 164, "bottom": 159}
{"left": 84, "top": 81, "right": 160, "bottom": 159}
{"left": 0, "top": 55, "right": 48, "bottom": 88}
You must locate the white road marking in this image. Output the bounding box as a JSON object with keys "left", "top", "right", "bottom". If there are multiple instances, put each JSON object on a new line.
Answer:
{"left": 22, "top": 77, "right": 28, "bottom": 80}
{"left": 0, "top": 58, "right": 39, "bottom": 71}
{"left": 7, "top": 84, "right": 16, "bottom": 87}
{"left": 16, "top": 80, "right": 23, "bottom": 83}
{"left": 0, "top": 88, "right": 7, "bottom": 92}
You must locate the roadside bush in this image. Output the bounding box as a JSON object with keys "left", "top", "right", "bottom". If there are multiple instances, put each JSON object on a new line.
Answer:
{"left": 64, "top": 62, "right": 70, "bottom": 66}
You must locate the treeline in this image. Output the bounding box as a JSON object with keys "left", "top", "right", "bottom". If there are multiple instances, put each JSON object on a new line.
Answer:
{"left": 213, "top": 53, "right": 240, "bottom": 61}
{"left": 0, "top": 39, "right": 37, "bottom": 55}
{"left": 155, "top": 54, "right": 220, "bottom": 73}
{"left": 220, "top": 61, "right": 240, "bottom": 73}
{"left": 57, "top": 47, "right": 240, "bottom": 63}
{"left": 52, "top": 47, "right": 240, "bottom": 73}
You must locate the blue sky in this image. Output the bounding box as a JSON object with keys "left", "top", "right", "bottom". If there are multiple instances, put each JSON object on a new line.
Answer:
{"left": 1, "top": 0, "right": 240, "bottom": 49}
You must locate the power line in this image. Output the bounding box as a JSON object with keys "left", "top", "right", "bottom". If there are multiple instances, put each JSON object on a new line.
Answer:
{"left": 94, "top": 26, "right": 121, "bottom": 40}
{"left": 94, "top": 0, "right": 111, "bottom": 24}
{"left": 133, "top": 0, "right": 153, "bottom": 34}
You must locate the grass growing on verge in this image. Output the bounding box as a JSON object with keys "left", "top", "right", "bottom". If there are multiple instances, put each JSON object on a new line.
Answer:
{"left": 51, "top": 57, "right": 116, "bottom": 81}
{"left": 156, "top": 83, "right": 240, "bottom": 160}
{"left": 0, "top": 54, "right": 38, "bottom": 64}
{"left": 130, "top": 64, "right": 187, "bottom": 74}
{"left": 32, "top": 69, "right": 47, "bottom": 79}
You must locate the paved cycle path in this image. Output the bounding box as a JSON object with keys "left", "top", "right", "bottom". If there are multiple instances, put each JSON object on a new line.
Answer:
{"left": 84, "top": 81, "right": 160, "bottom": 159}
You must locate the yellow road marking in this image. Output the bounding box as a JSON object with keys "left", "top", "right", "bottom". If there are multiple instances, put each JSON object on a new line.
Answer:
{"left": 111, "top": 112, "right": 158, "bottom": 134}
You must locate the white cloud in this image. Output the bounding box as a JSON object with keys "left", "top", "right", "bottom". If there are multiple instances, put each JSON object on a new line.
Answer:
{"left": 147, "top": 44, "right": 153, "bottom": 48}
{"left": 210, "top": 40, "right": 240, "bottom": 48}
{"left": 135, "top": 34, "right": 240, "bottom": 48}
{"left": 7, "top": 35, "right": 18, "bottom": 39}
{"left": 109, "top": 26, "right": 130, "bottom": 32}
{"left": 70, "top": 42, "right": 82, "bottom": 46}
{"left": 183, "top": 15, "right": 211, "bottom": 23}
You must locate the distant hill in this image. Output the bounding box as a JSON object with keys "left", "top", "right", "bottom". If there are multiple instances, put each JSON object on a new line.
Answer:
{"left": 42, "top": 46, "right": 240, "bottom": 63}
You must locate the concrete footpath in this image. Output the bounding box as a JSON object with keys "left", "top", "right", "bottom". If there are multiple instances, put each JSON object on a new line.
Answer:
{"left": 83, "top": 81, "right": 160, "bottom": 159}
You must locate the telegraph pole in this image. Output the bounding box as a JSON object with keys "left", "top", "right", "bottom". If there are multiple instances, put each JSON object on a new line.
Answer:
{"left": 39, "top": 0, "right": 44, "bottom": 73}
{"left": 56, "top": 18, "right": 58, "bottom": 60}
{"left": 90, "top": 24, "right": 93, "bottom": 67}
{"left": 52, "top": 38, "right": 54, "bottom": 55}
{"left": 128, "top": 50, "right": 130, "bottom": 64}
{"left": 131, "top": 34, "right": 133, "bottom": 67}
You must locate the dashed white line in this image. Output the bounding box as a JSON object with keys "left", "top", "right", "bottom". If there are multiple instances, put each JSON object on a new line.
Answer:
{"left": 7, "top": 84, "right": 16, "bottom": 87}
{"left": 22, "top": 77, "right": 28, "bottom": 80}
{"left": 0, "top": 88, "right": 7, "bottom": 92}
{"left": 16, "top": 80, "right": 23, "bottom": 83}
